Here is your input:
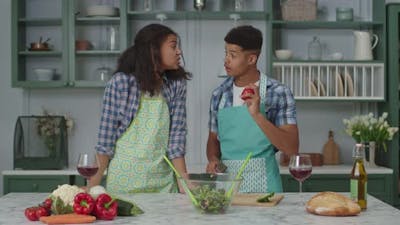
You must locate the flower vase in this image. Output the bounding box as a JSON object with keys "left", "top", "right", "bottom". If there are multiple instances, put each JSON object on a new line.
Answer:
{"left": 364, "top": 142, "right": 377, "bottom": 167}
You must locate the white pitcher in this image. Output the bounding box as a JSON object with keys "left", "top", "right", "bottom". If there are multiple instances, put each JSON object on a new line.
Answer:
{"left": 353, "top": 31, "right": 379, "bottom": 60}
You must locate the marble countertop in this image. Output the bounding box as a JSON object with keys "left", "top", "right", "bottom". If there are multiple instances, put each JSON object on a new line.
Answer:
{"left": 0, "top": 192, "right": 399, "bottom": 225}
{"left": 2, "top": 165, "right": 393, "bottom": 175}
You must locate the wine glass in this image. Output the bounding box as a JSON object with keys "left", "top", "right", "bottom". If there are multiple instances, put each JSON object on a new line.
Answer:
{"left": 289, "top": 154, "right": 312, "bottom": 193}
{"left": 77, "top": 153, "right": 99, "bottom": 191}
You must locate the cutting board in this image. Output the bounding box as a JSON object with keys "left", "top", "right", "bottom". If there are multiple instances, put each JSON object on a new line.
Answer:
{"left": 322, "top": 130, "right": 340, "bottom": 165}
{"left": 232, "top": 194, "right": 284, "bottom": 207}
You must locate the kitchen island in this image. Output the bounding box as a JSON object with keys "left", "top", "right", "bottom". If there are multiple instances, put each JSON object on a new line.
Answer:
{"left": 0, "top": 192, "right": 399, "bottom": 225}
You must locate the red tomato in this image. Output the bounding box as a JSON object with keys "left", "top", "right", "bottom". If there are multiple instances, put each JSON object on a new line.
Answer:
{"left": 35, "top": 206, "right": 49, "bottom": 218}
{"left": 241, "top": 87, "right": 255, "bottom": 100}
{"left": 24, "top": 207, "right": 38, "bottom": 221}
{"left": 41, "top": 198, "right": 52, "bottom": 210}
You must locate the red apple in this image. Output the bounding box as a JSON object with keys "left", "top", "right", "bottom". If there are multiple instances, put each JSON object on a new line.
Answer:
{"left": 241, "top": 87, "right": 255, "bottom": 100}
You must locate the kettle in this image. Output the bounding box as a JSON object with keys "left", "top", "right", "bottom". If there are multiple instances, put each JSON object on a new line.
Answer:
{"left": 353, "top": 31, "right": 379, "bottom": 60}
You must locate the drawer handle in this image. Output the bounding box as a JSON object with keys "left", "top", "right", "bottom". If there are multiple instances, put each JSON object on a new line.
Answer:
{"left": 32, "top": 183, "right": 38, "bottom": 191}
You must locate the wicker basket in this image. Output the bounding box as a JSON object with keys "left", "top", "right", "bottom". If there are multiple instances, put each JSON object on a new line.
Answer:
{"left": 281, "top": 0, "right": 317, "bottom": 21}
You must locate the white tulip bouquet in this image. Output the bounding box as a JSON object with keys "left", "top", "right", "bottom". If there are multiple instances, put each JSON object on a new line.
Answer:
{"left": 343, "top": 112, "right": 398, "bottom": 152}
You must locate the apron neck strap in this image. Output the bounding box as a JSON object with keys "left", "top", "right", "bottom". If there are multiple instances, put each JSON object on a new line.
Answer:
{"left": 218, "top": 73, "right": 268, "bottom": 110}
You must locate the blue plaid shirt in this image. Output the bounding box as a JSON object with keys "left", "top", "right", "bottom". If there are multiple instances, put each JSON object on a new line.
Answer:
{"left": 209, "top": 74, "right": 297, "bottom": 134}
{"left": 96, "top": 72, "right": 187, "bottom": 159}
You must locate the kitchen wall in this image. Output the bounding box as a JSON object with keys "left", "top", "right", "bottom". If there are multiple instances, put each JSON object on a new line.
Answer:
{"left": 1, "top": 0, "right": 395, "bottom": 196}
{"left": 0, "top": 0, "right": 18, "bottom": 196}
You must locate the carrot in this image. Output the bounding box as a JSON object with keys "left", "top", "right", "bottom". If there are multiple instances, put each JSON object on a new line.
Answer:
{"left": 39, "top": 213, "right": 96, "bottom": 224}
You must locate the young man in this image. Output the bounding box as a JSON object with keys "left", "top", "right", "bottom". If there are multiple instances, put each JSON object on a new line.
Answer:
{"left": 206, "top": 25, "right": 299, "bottom": 193}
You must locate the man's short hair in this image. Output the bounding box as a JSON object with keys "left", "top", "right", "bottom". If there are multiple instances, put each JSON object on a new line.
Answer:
{"left": 224, "top": 25, "right": 262, "bottom": 51}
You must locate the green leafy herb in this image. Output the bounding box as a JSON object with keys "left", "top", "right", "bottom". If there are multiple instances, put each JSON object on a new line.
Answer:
{"left": 256, "top": 192, "right": 275, "bottom": 203}
{"left": 50, "top": 196, "right": 73, "bottom": 214}
{"left": 191, "top": 185, "right": 229, "bottom": 214}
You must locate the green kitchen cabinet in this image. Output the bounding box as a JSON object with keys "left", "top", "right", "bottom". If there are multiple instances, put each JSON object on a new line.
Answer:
{"left": 3, "top": 175, "right": 70, "bottom": 194}
{"left": 380, "top": 3, "right": 400, "bottom": 207}
{"left": 11, "top": 0, "right": 125, "bottom": 88}
{"left": 68, "top": 0, "right": 126, "bottom": 88}
{"left": 267, "top": 0, "right": 386, "bottom": 101}
{"left": 281, "top": 173, "right": 393, "bottom": 204}
{"left": 3, "top": 174, "right": 107, "bottom": 195}
{"left": 12, "top": 0, "right": 69, "bottom": 88}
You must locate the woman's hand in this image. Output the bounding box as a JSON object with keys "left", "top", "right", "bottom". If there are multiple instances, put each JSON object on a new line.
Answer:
{"left": 177, "top": 172, "right": 189, "bottom": 193}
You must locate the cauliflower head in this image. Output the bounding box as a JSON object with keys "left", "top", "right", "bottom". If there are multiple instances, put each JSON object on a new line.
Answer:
{"left": 51, "top": 184, "right": 84, "bottom": 207}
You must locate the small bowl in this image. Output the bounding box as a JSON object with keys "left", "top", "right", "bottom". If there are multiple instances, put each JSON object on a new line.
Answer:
{"left": 87, "top": 5, "right": 119, "bottom": 17}
{"left": 75, "top": 40, "right": 91, "bottom": 50}
{"left": 179, "top": 173, "right": 242, "bottom": 214}
{"left": 330, "top": 52, "right": 344, "bottom": 60}
{"left": 275, "top": 49, "right": 293, "bottom": 60}
{"left": 33, "top": 68, "right": 55, "bottom": 81}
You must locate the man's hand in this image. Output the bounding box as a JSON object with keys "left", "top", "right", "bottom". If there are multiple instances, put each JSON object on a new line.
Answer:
{"left": 242, "top": 83, "right": 260, "bottom": 116}
{"left": 206, "top": 160, "right": 220, "bottom": 173}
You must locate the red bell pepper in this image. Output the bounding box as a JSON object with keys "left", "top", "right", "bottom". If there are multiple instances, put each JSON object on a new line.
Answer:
{"left": 94, "top": 193, "right": 118, "bottom": 220}
{"left": 73, "top": 193, "right": 95, "bottom": 215}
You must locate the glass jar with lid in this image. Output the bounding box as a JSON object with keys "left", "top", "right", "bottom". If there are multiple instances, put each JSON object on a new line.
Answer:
{"left": 308, "top": 36, "right": 322, "bottom": 60}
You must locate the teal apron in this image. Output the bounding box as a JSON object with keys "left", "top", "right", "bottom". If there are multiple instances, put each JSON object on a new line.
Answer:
{"left": 106, "top": 95, "right": 177, "bottom": 194}
{"left": 217, "top": 74, "right": 282, "bottom": 193}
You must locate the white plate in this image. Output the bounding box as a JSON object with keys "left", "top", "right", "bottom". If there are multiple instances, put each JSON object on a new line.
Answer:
{"left": 335, "top": 72, "right": 344, "bottom": 97}
{"left": 316, "top": 80, "right": 326, "bottom": 96}
{"left": 344, "top": 71, "right": 354, "bottom": 96}
{"left": 309, "top": 80, "right": 318, "bottom": 96}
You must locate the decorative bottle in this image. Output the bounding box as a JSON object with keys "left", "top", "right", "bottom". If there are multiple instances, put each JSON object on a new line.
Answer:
{"left": 350, "top": 143, "right": 367, "bottom": 210}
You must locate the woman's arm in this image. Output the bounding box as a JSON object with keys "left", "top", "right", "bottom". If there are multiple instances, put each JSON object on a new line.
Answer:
{"left": 92, "top": 77, "right": 121, "bottom": 186}
{"left": 167, "top": 80, "right": 188, "bottom": 192}
{"left": 89, "top": 153, "right": 109, "bottom": 187}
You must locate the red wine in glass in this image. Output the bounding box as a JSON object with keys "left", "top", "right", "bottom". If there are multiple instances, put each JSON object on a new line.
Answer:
{"left": 289, "top": 167, "right": 312, "bottom": 182}
{"left": 77, "top": 153, "right": 99, "bottom": 190}
{"left": 77, "top": 166, "right": 99, "bottom": 178}
{"left": 289, "top": 154, "right": 312, "bottom": 193}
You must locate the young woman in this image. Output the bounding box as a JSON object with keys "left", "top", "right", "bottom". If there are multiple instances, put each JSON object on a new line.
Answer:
{"left": 91, "top": 24, "right": 191, "bottom": 193}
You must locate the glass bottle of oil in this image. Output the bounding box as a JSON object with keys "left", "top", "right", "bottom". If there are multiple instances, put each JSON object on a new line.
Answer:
{"left": 350, "top": 143, "right": 367, "bottom": 210}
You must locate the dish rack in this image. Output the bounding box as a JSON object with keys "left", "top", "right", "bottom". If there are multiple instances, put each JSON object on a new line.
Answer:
{"left": 272, "top": 62, "right": 385, "bottom": 100}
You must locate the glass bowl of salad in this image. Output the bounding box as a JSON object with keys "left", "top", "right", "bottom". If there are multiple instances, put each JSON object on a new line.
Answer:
{"left": 179, "top": 173, "right": 242, "bottom": 214}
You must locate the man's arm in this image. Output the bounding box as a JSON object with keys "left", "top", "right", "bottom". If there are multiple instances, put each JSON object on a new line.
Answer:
{"left": 206, "top": 131, "right": 221, "bottom": 173}
{"left": 245, "top": 83, "right": 299, "bottom": 156}
{"left": 252, "top": 114, "right": 299, "bottom": 156}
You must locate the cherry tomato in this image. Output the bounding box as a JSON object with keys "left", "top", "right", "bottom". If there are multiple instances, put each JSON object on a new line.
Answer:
{"left": 24, "top": 207, "right": 38, "bottom": 221}
{"left": 35, "top": 206, "right": 49, "bottom": 218}
{"left": 241, "top": 87, "right": 255, "bottom": 100}
{"left": 41, "top": 198, "right": 52, "bottom": 210}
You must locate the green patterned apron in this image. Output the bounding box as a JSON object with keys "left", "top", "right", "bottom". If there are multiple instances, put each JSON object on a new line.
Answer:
{"left": 106, "top": 95, "right": 177, "bottom": 194}
{"left": 217, "top": 74, "right": 282, "bottom": 193}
